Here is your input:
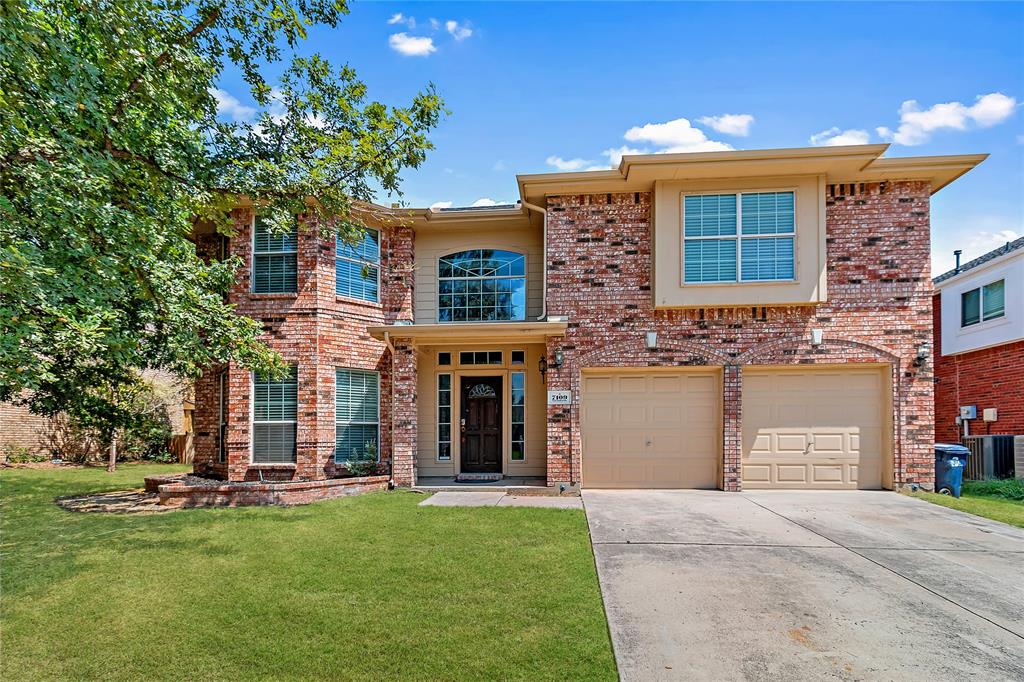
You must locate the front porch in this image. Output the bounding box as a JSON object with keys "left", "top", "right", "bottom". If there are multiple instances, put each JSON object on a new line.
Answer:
{"left": 369, "top": 321, "right": 567, "bottom": 487}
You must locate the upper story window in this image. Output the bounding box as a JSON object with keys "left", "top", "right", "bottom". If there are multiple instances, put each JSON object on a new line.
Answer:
{"left": 437, "top": 249, "right": 526, "bottom": 322}
{"left": 252, "top": 218, "right": 298, "bottom": 293}
{"left": 336, "top": 227, "right": 380, "bottom": 303}
{"left": 961, "top": 279, "right": 1005, "bottom": 327}
{"left": 683, "top": 191, "right": 795, "bottom": 284}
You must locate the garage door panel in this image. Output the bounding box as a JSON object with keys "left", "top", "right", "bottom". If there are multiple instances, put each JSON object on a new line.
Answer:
{"left": 742, "top": 366, "right": 887, "bottom": 490}
{"left": 582, "top": 371, "right": 720, "bottom": 489}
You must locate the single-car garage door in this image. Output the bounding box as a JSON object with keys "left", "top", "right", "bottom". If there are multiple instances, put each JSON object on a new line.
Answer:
{"left": 581, "top": 370, "right": 720, "bottom": 488}
{"left": 742, "top": 365, "right": 889, "bottom": 489}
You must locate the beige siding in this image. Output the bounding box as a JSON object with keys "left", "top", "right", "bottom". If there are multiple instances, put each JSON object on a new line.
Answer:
{"left": 414, "top": 226, "right": 544, "bottom": 324}
{"left": 415, "top": 343, "right": 547, "bottom": 478}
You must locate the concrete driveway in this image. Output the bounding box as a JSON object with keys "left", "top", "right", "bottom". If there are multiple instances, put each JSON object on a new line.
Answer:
{"left": 583, "top": 490, "right": 1024, "bottom": 681}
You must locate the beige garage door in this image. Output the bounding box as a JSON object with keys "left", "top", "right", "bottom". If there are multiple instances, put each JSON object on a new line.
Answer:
{"left": 581, "top": 370, "right": 720, "bottom": 488}
{"left": 742, "top": 366, "right": 888, "bottom": 489}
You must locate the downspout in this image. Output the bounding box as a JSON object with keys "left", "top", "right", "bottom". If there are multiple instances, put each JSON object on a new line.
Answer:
{"left": 522, "top": 200, "right": 548, "bottom": 321}
{"left": 383, "top": 331, "right": 396, "bottom": 488}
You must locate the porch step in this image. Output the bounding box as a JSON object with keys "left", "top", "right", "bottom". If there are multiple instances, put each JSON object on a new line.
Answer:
{"left": 455, "top": 473, "right": 504, "bottom": 483}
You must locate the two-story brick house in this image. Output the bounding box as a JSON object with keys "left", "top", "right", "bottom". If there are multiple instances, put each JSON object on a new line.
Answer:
{"left": 191, "top": 144, "right": 984, "bottom": 491}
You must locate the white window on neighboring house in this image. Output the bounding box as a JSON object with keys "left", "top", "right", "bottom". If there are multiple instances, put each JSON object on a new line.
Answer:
{"left": 961, "top": 279, "right": 1005, "bottom": 327}
{"left": 683, "top": 191, "right": 795, "bottom": 284}
{"left": 252, "top": 367, "right": 297, "bottom": 463}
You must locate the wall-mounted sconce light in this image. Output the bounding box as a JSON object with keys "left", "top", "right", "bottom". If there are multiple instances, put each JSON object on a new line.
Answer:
{"left": 810, "top": 329, "right": 823, "bottom": 346}
{"left": 553, "top": 350, "right": 564, "bottom": 368}
{"left": 538, "top": 355, "right": 548, "bottom": 383}
{"left": 645, "top": 331, "right": 658, "bottom": 350}
{"left": 914, "top": 341, "right": 930, "bottom": 367}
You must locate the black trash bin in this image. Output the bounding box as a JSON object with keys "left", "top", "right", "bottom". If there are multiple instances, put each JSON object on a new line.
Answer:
{"left": 935, "top": 444, "right": 969, "bottom": 497}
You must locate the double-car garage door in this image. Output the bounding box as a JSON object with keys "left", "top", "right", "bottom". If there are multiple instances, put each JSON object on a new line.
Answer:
{"left": 581, "top": 366, "right": 888, "bottom": 490}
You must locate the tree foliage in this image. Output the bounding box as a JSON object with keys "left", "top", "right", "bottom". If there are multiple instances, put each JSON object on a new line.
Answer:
{"left": 0, "top": 0, "right": 444, "bottom": 437}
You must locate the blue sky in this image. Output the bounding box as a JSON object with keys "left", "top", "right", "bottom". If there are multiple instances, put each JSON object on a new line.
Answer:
{"left": 214, "top": 2, "right": 1024, "bottom": 274}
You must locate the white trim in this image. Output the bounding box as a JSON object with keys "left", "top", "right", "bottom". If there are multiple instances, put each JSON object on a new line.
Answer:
{"left": 680, "top": 189, "right": 798, "bottom": 286}
{"left": 335, "top": 226, "right": 382, "bottom": 304}
{"left": 334, "top": 367, "right": 381, "bottom": 464}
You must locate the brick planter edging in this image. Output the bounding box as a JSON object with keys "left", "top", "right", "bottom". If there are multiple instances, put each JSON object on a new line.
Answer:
{"left": 156, "top": 475, "right": 390, "bottom": 508}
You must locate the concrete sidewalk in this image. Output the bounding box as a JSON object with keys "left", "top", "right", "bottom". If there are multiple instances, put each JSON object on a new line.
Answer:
{"left": 584, "top": 489, "right": 1024, "bottom": 681}
{"left": 418, "top": 491, "right": 582, "bottom": 509}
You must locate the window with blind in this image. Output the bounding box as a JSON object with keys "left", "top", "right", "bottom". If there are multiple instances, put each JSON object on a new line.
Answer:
{"left": 252, "top": 367, "right": 297, "bottom": 463}
{"left": 438, "top": 249, "right": 526, "bottom": 322}
{"left": 336, "top": 369, "right": 380, "bottom": 463}
{"left": 961, "top": 279, "right": 1005, "bottom": 327}
{"left": 336, "top": 227, "right": 380, "bottom": 302}
{"left": 252, "top": 218, "right": 298, "bottom": 293}
{"left": 217, "top": 371, "right": 228, "bottom": 464}
{"left": 683, "top": 191, "right": 795, "bottom": 284}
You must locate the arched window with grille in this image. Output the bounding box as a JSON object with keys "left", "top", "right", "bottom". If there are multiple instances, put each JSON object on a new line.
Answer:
{"left": 437, "top": 249, "right": 526, "bottom": 322}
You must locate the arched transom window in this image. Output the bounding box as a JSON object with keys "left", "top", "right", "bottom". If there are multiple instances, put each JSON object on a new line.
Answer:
{"left": 438, "top": 249, "right": 526, "bottom": 322}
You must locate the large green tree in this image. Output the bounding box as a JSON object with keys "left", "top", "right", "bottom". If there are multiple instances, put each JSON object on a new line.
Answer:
{"left": 0, "top": 1, "right": 444, "bottom": 442}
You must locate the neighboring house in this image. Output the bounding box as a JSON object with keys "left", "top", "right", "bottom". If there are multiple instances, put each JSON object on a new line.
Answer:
{"left": 933, "top": 238, "right": 1024, "bottom": 442}
{"left": 191, "top": 144, "right": 985, "bottom": 491}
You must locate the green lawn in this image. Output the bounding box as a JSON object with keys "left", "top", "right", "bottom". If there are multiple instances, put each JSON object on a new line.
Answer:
{"left": 908, "top": 479, "right": 1024, "bottom": 529}
{"left": 1, "top": 464, "right": 616, "bottom": 681}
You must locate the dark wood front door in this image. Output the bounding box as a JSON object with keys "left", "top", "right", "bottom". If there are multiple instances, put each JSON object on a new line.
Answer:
{"left": 461, "top": 376, "right": 502, "bottom": 473}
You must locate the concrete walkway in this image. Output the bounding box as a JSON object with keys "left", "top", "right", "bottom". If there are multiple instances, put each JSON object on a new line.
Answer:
{"left": 418, "top": 491, "right": 582, "bottom": 509}
{"left": 584, "top": 490, "right": 1024, "bottom": 681}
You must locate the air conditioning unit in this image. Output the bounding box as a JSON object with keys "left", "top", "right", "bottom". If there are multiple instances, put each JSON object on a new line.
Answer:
{"left": 963, "top": 435, "right": 1018, "bottom": 480}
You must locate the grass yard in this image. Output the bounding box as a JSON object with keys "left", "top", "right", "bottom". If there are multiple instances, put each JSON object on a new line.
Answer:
{"left": 908, "top": 479, "right": 1024, "bottom": 529}
{"left": 1, "top": 464, "right": 617, "bottom": 681}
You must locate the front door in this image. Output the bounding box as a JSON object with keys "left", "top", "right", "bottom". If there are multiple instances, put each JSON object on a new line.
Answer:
{"left": 461, "top": 376, "right": 502, "bottom": 473}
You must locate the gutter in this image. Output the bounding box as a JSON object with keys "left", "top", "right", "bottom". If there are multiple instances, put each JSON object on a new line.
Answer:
{"left": 382, "top": 330, "right": 396, "bottom": 488}
{"left": 522, "top": 200, "right": 548, "bottom": 320}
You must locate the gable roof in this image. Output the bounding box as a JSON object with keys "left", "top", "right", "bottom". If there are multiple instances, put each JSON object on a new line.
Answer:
{"left": 933, "top": 236, "right": 1024, "bottom": 285}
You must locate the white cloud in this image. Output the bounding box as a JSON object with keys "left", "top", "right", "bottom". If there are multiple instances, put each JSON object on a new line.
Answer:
{"left": 545, "top": 155, "right": 593, "bottom": 171}
{"left": 697, "top": 113, "right": 754, "bottom": 137}
{"left": 389, "top": 33, "right": 436, "bottom": 57}
{"left": 210, "top": 88, "right": 256, "bottom": 122}
{"left": 877, "top": 92, "right": 1017, "bottom": 146}
{"left": 388, "top": 13, "right": 415, "bottom": 28}
{"left": 430, "top": 201, "right": 453, "bottom": 210}
{"left": 430, "top": 18, "right": 440, "bottom": 30}
{"left": 471, "top": 198, "right": 502, "bottom": 207}
{"left": 446, "top": 20, "right": 473, "bottom": 41}
{"left": 602, "top": 145, "right": 646, "bottom": 166}
{"left": 493, "top": 160, "right": 506, "bottom": 171}
{"left": 932, "top": 227, "right": 1022, "bottom": 274}
{"left": 809, "top": 127, "right": 871, "bottom": 146}
{"left": 624, "top": 117, "right": 733, "bottom": 153}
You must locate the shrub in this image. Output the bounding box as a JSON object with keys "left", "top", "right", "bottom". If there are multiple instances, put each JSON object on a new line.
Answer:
{"left": 2, "top": 445, "right": 47, "bottom": 464}
{"left": 342, "top": 441, "right": 379, "bottom": 477}
{"left": 963, "top": 479, "right": 1024, "bottom": 502}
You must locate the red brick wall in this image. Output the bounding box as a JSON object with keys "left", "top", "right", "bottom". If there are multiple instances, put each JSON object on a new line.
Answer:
{"left": 0, "top": 402, "right": 52, "bottom": 455}
{"left": 193, "top": 209, "right": 413, "bottom": 482}
{"left": 545, "top": 182, "right": 935, "bottom": 490}
{"left": 933, "top": 293, "right": 1024, "bottom": 442}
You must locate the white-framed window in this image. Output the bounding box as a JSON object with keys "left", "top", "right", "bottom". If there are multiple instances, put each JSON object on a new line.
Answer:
{"left": 252, "top": 217, "right": 298, "bottom": 293}
{"left": 961, "top": 279, "right": 1005, "bottom": 327}
{"left": 336, "top": 227, "right": 380, "bottom": 302}
{"left": 683, "top": 191, "right": 795, "bottom": 284}
{"left": 335, "top": 369, "right": 380, "bottom": 463}
{"left": 459, "top": 350, "right": 503, "bottom": 366}
{"left": 437, "top": 373, "right": 452, "bottom": 461}
{"left": 438, "top": 249, "right": 526, "bottom": 322}
{"left": 252, "top": 366, "right": 297, "bottom": 463}
{"left": 511, "top": 371, "right": 525, "bottom": 461}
